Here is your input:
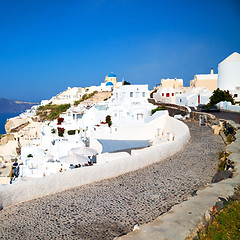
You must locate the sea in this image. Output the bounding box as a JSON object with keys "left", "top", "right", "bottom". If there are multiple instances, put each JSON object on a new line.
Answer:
{"left": 0, "top": 113, "right": 21, "bottom": 135}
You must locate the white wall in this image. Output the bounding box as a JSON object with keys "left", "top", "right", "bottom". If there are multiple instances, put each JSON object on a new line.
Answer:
{"left": 0, "top": 116, "right": 190, "bottom": 209}
{"left": 218, "top": 61, "right": 240, "bottom": 90}
{"left": 217, "top": 101, "right": 240, "bottom": 112}
{"left": 90, "top": 111, "right": 168, "bottom": 141}
{"left": 112, "top": 85, "right": 149, "bottom": 104}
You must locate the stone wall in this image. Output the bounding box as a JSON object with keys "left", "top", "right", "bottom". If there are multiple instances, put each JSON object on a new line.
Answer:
{"left": 187, "top": 119, "right": 240, "bottom": 239}
{"left": 148, "top": 98, "right": 190, "bottom": 117}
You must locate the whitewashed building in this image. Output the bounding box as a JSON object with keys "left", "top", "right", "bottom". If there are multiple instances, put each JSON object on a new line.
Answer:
{"left": 218, "top": 52, "right": 240, "bottom": 103}
{"left": 153, "top": 87, "right": 185, "bottom": 104}
{"left": 111, "top": 84, "right": 150, "bottom": 105}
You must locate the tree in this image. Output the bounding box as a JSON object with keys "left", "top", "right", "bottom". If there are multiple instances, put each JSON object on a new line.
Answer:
{"left": 123, "top": 80, "right": 131, "bottom": 85}
{"left": 105, "top": 115, "right": 112, "bottom": 127}
{"left": 208, "top": 88, "right": 235, "bottom": 106}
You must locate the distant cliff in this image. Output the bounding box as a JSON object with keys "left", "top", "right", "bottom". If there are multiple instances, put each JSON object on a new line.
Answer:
{"left": 0, "top": 97, "right": 38, "bottom": 113}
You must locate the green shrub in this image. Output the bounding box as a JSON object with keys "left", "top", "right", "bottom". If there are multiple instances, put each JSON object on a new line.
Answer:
{"left": 151, "top": 106, "right": 166, "bottom": 115}
{"left": 106, "top": 115, "right": 112, "bottom": 127}
{"left": 123, "top": 80, "right": 131, "bottom": 85}
{"left": 67, "top": 130, "right": 76, "bottom": 135}
{"left": 36, "top": 104, "right": 70, "bottom": 121}
{"left": 209, "top": 88, "right": 235, "bottom": 106}
{"left": 74, "top": 91, "right": 98, "bottom": 106}
{"left": 199, "top": 190, "right": 240, "bottom": 239}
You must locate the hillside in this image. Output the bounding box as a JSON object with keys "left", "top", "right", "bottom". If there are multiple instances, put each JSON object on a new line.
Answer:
{"left": 80, "top": 91, "right": 112, "bottom": 104}
{"left": 0, "top": 97, "right": 38, "bottom": 113}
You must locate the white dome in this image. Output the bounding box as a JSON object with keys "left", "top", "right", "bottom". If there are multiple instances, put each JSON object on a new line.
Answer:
{"left": 218, "top": 52, "right": 240, "bottom": 90}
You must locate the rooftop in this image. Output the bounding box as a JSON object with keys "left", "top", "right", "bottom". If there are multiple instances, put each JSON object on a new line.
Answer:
{"left": 219, "top": 52, "right": 240, "bottom": 65}
{"left": 108, "top": 73, "right": 116, "bottom": 78}
{"left": 195, "top": 74, "right": 218, "bottom": 80}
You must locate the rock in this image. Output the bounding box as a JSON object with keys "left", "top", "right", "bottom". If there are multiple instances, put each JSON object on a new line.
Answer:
{"left": 212, "top": 125, "right": 222, "bottom": 135}
{"left": 218, "top": 196, "right": 229, "bottom": 205}
{"left": 215, "top": 200, "right": 224, "bottom": 210}
{"left": 132, "top": 224, "right": 140, "bottom": 231}
{"left": 204, "top": 210, "right": 213, "bottom": 223}
{"left": 5, "top": 117, "right": 31, "bottom": 134}
{"left": 0, "top": 134, "right": 15, "bottom": 145}
{"left": 212, "top": 170, "right": 232, "bottom": 183}
{"left": 210, "top": 205, "right": 218, "bottom": 215}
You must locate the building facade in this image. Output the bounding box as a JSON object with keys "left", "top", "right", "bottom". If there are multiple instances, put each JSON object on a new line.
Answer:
{"left": 190, "top": 68, "right": 218, "bottom": 91}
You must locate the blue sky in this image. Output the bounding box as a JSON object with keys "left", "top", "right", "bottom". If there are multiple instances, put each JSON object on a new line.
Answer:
{"left": 0, "top": 0, "right": 240, "bottom": 102}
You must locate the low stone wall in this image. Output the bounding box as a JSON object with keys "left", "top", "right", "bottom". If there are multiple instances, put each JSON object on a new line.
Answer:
{"left": 186, "top": 119, "right": 240, "bottom": 239}
{"left": 0, "top": 116, "right": 190, "bottom": 210}
{"left": 190, "top": 111, "right": 216, "bottom": 123}
{"left": 148, "top": 98, "right": 191, "bottom": 117}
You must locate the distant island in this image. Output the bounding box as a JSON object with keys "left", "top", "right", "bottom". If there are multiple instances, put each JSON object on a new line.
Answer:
{"left": 0, "top": 97, "right": 38, "bottom": 113}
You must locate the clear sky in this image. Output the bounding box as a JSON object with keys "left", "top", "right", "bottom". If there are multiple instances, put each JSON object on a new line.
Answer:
{"left": 0, "top": 0, "right": 240, "bottom": 102}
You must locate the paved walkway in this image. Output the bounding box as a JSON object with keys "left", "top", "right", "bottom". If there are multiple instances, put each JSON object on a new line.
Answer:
{"left": 200, "top": 109, "right": 240, "bottom": 124}
{"left": 0, "top": 121, "right": 224, "bottom": 240}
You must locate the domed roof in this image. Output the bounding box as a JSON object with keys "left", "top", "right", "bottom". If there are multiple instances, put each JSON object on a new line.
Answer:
{"left": 108, "top": 73, "right": 116, "bottom": 77}
{"left": 106, "top": 81, "right": 114, "bottom": 86}
{"left": 219, "top": 52, "right": 240, "bottom": 65}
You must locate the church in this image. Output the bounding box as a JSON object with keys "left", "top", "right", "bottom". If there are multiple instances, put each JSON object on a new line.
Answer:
{"left": 100, "top": 73, "right": 123, "bottom": 89}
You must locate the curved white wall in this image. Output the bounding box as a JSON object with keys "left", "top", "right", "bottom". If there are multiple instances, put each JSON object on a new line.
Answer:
{"left": 90, "top": 111, "right": 169, "bottom": 141}
{"left": 0, "top": 116, "right": 190, "bottom": 209}
{"left": 218, "top": 62, "right": 240, "bottom": 90}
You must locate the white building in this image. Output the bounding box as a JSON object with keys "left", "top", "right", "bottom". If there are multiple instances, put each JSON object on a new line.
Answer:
{"left": 153, "top": 87, "right": 184, "bottom": 104}
{"left": 80, "top": 85, "right": 151, "bottom": 130}
{"left": 153, "top": 86, "right": 212, "bottom": 107}
{"left": 51, "top": 87, "right": 86, "bottom": 105}
{"left": 175, "top": 88, "right": 211, "bottom": 107}
{"left": 13, "top": 84, "right": 172, "bottom": 181}
{"left": 218, "top": 52, "right": 240, "bottom": 103}
{"left": 218, "top": 52, "right": 240, "bottom": 91}
{"left": 111, "top": 84, "right": 150, "bottom": 104}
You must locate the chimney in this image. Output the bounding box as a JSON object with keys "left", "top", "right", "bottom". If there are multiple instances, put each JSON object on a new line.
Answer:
{"left": 210, "top": 68, "right": 214, "bottom": 74}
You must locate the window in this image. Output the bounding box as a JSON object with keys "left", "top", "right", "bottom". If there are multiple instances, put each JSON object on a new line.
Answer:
{"left": 166, "top": 93, "right": 170, "bottom": 97}
{"left": 142, "top": 92, "right": 145, "bottom": 97}
{"left": 122, "top": 92, "right": 126, "bottom": 98}
{"left": 130, "top": 92, "right": 133, "bottom": 97}
{"left": 162, "top": 93, "right": 164, "bottom": 97}
{"left": 136, "top": 92, "right": 140, "bottom": 98}
{"left": 180, "top": 99, "right": 182, "bottom": 102}
{"left": 172, "top": 93, "right": 174, "bottom": 96}
{"left": 234, "top": 94, "right": 238, "bottom": 98}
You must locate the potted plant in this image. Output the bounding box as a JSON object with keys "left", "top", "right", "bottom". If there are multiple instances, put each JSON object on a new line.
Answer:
{"left": 57, "top": 117, "right": 64, "bottom": 125}
{"left": 57, "top": 127, "right": 65, "bottom": 137}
